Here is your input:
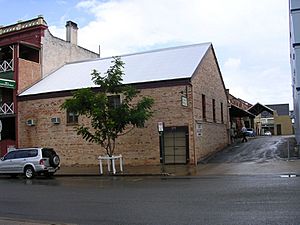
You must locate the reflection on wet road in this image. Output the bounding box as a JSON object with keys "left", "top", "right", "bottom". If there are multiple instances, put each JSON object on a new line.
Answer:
{"left": 0, "top": 175, "right": 151, "bottom": 189}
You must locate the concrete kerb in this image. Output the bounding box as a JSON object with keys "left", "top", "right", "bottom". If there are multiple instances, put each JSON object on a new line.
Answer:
{"left": 55, "top": 165, "right": 175, "bottom": 177}
{"left": 55, "top": 172, "right": 172, "bottom": 177}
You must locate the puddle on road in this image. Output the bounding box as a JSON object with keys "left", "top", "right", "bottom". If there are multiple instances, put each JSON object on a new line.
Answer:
{"left": 280, "top": 174, "right": 298, "bottom": 178}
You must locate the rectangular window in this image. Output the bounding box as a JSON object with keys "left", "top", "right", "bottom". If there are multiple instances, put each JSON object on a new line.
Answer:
{"left": 212, "top": 99, "right": 216, "bottom": 122}
{"left": 202, "top": 94, "right": 206, "bottom": 120}
{"left": 220, "top": 102, "right": 224, "bottom": 123}
{"left": 108, "top": 95, "right": 121, "bottom": 108}
{"left": 67, "top": 110, "right": 79, "bottom": 124}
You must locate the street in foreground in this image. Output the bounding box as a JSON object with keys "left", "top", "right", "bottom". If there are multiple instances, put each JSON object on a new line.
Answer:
{"left": 0, "top": 175, "right": 299, "bottom": 225}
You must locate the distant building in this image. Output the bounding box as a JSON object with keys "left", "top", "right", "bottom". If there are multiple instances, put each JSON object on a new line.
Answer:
{"left": 258, "top": 104, "right": 293, "bottom": 135}
{"left": 289, "top": 0, "right": 300, "bottom": 143}
{"left": 227, "top": 92, "right": 255, "bottom": 138}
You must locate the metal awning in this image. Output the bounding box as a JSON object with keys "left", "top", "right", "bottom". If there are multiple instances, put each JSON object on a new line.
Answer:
{"left": 248, "top": 102, "right": 274, "bottom": 116}
{"left": 229, "top": 105, "right": 255, "bottom": 118}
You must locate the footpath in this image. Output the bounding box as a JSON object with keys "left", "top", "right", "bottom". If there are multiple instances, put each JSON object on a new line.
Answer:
{"left": 56, "top": 159, "right": 300, "bottom": 177}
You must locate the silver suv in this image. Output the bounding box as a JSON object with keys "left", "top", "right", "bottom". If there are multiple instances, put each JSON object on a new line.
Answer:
{"left": 0, "top": 148, "right": 60, "bottom": 179}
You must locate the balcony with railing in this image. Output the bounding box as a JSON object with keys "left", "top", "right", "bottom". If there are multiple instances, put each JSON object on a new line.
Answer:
{"left": 0, "top": 103, "right": 14, "bottom": 115}
{"left": 0, "top": 59, "right": 13, "bottom": 73}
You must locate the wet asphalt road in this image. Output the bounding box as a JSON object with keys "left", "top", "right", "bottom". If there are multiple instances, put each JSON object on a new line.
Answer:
{"left": 0, "top": 175, "right": 299, "bottom": 225}
{"left": 209, "top": 135, "right": 297, "bottom": 163}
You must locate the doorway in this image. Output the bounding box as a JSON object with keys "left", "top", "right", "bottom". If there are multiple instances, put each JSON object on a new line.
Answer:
{"left": 276, "top": 124, "right": 282, "bottom": 135}
{"left": 0, "top": 116, "right": 16, "bottom": 156}
{"left": 162, "top": 126, "right": 189, "bottom": 164}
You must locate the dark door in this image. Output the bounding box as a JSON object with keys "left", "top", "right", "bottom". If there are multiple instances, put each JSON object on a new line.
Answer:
{"left": 163, "top": 126, "right": 188, "bottom": 164}
{"left": 277, "top": 124, "right": 282, "bottom": 135}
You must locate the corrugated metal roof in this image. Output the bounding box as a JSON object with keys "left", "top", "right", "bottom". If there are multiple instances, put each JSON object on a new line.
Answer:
{"left": 19, "top": 42, "right": 211, "bottom": 96}
{"left": 262, "top": 104, "right": 290, "bottom": 117}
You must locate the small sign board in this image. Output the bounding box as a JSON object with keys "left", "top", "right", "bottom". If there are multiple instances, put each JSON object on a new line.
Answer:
{"left": 181, "top": 96, "right": 188, "bottom": 107}
{"left": 196, "top": 123, "right": 202, "bottom": 137}
{"left": 0, "top": 79, "right": 15, "bottom": 89}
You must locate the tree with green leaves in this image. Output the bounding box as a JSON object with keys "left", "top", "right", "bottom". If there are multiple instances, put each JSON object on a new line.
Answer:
{"left": 61, "top": 57, "right": 154, "bottom": 157}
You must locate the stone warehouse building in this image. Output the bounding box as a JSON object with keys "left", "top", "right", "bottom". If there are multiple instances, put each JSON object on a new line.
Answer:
{"left": 1, "top": 16, "right": 230, "bottom": 166}
{"left": 0, "top": 16, "right": 99, "bottom": 156}
{"left": 18, "top": 43, "right": 230, "bottom": 166}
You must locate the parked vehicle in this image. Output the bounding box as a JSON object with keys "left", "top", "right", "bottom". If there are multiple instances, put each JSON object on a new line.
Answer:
{"left": 0, "top": 148, "right": 60, "bottom": 179}
{"left": 264, "top": 131, "right": 272, "bottom": 136}
{"left": 246, "top": 128, "right": 255, "bottom": 137}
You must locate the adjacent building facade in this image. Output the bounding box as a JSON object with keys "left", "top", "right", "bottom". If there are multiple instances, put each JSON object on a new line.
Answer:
{"left": 0, "top": 16, "right": 99, "bottom": 156}
{"left": 290, "top": 0, "right": 300, "bottom": 143}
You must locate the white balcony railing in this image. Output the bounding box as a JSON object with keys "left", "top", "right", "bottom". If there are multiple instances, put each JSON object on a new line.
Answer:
{"left": 0, "top": 103, "right": 14, "bottom": 115}
{"left": 0, "top": 60, "right": 13, "bottom": 73}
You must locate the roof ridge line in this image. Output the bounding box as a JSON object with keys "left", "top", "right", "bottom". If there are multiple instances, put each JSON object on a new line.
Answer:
{"left": 65, "top": 42, "right": 212, "bottom": 65}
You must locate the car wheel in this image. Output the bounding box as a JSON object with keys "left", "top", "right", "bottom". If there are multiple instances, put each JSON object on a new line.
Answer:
{"left": 24, "top": 166, "right": 35, "bottom": 179}
{"left": 49, "top": 155, "right": 60, "bottom": 167}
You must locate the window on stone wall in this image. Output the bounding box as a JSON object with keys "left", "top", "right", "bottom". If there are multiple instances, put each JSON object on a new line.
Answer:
{"left": 108, "top": 95, "right": 121, "bottom": 109}
{"left": 67, "top": 110, "right": 79, "bottom": 124}
{"left": 202, "top": 94, "right": 206, "bottom": 121}
{"left": 212, "top": 99, "right": 216, "bottom": 122}
{"left": 221, "top": 102, "right": 224, "bottom": 123}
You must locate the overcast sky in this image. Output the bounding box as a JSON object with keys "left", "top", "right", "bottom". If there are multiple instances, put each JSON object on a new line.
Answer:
{"left": 0, "top": 0, "right": 292, "bottom": 108}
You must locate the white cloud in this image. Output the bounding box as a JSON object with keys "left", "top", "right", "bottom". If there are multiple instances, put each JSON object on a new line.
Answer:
{"left": 49, "top": 0, "right": 292, "bottom": 108}
{"left": 224, "top": 58, "right": 241, "bottom": 71}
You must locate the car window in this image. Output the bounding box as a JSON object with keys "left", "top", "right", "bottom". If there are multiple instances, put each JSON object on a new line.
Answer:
{"left": 12, "top": 149, "right": 38, "bottom": 159}
{"left": 14, "top": 151, "right": 26, "bottom": 159}
{"left": 42, "top": 148, "right": 55, "bottom": 158}
{"left": 4, "top": 151, "right": 16, "bottom": 160}
{"left": 27, "top": 149, "right": 38, "bottom": 157}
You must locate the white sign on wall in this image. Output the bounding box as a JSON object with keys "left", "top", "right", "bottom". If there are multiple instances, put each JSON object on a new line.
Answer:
{"left": 157, "top": 122, "right": 164, "bottom": 132}
{"left": 181, "top": 96, "right": 188, "bottom": 107}
{"left": 196, "top": 123, "right": 202, "bottom": 137}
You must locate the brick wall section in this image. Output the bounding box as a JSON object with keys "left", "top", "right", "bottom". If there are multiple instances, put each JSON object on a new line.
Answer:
{"left": 41, "top": 30, "right": 99, "bottom": 76}
{"left": 191, "top": 46, "right": 229, "bottom": 161}
{"left": 18, "top": 59, "right": 41, "bottom": 93}
{"left": 18, "top": 85, "right": 194, "bottom": 166}
{"left": 274, "top": 115, "right": 293, "bottom": 135}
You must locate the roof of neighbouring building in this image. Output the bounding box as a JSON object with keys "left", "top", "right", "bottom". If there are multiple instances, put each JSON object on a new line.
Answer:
{"left": 0, "top": 16, "right": 47, "bottom": 36}
{"left": 19, "top": 42, "right": 212, "bottom": 96}
{"left": 229, "top": 105, "right": 255, "bottom": 118}
{"left": 248, "top": 102, "right": 274, "bottom": 116}
{"left": 261, "top": 104, "right": 290, "bottom": 117}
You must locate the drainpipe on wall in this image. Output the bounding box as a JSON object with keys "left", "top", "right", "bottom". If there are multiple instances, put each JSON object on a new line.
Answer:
{"left": 190, "top": 84, "right": 197, "bottom": 165}
{"left": 13, "top": 43, "right": 19, "bottom": 148}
